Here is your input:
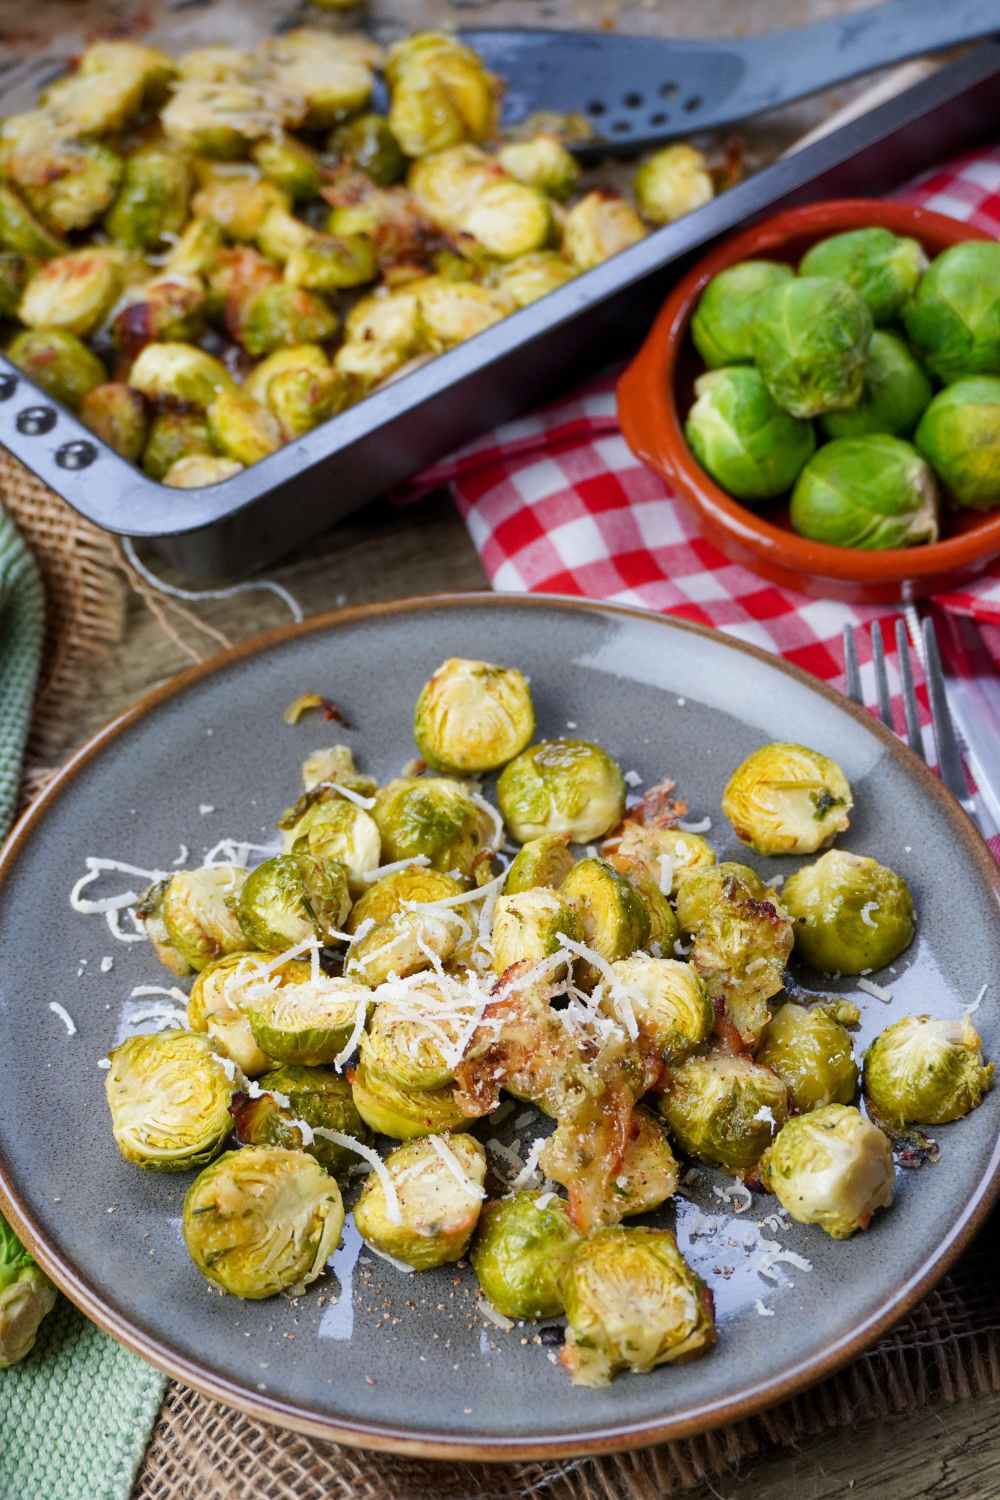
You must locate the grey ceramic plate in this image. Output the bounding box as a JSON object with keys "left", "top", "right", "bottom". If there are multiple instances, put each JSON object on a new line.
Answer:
{"left": 1, "top": 594, "right": 999, "bottom": 1461}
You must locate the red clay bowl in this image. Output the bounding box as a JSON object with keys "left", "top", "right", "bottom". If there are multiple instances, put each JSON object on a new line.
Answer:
{"left": 617, "top": 199, "right": 1000, "bottom": 605}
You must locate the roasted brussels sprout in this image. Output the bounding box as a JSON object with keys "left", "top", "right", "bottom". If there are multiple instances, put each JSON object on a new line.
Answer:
{"left": 128, "top": 342, "right": 235, "bottom": 408}
{"left": 487, "top": 250, "right": 576, "bottom": 308}
{"left": 903, "top": 241, "right": 1000, "bottom": 383}
{"left": 105, "top": 1031, "right": 235, "bottom": 1171}
{"left": 413, "top": 656, "right": 535, "bottom": 773}
{"left": 690, "top": 259, "right": 794, "bottom": 369}
{"left": 141, "top": 409, "right": 215, "bottom": 480}
{"left": 658, "top": 1053, "right": 788, "bottom": 1172}
{"left": 343, "top": 286, "right": 422, "bottom": 352}
{"left": 633, "top": 144, "right": 713, "bottom": 226}
{"left": 800, "top": 228, "right": 927, "bottom": 325}
{"left": 350, "top": 1060, "right": 468, "bottom": 1138}
{"left": 257, "top": 29, "right": 376, "bottom": 130}
{"left": 791, "top": 435, "right": 939, "bottom": 549}
{"left": 252, "top": 133, "right": 323, "bottom": 200}
{"left": 863, "top": 1014, "right": 992, "bottom": 1128}
{"left": 175, "top": 46, "right": 253, "bottom": 83}
{"left": 354, "top": 1133, "right": 486, "bottom": 1269}
{"left": 18, "top": 248, "right": 125, "bottom": 337}
{"left": 0, "top": 183, "right": 65, "bottom": 259}
{"left": 462, "top": 180, "right": 552, "bottom": 261}
{"left": 607, "top": 823, "right": 716, "bottom": 891}
{"left": 297, "top": 743, "right": 377, "bottom": 798}
{"left": 503, "top": 833, "right": 574, "bottom": 894}
{"left": 415, "top": 277, "right": 513, "bottom": 350}
{"left": 471, "top": 1191, "right": 581, "bottom": 1318}
{"left": 244, "top": 341, "right": 329, "bottom": 404}
{"left": 162, "top": 455, "right": 244, "bottom": 487}
{"left": 346, "top": 907, "right": 462, "bottom": 986}
{"left": 822, "top": 331, "right": 933, "bottom": 441}
{"left": 560, "top": 1226, "right": 715, "bottom": 1387}
{"left": 238, "top": 282, "right": 338, "bottom": 357}
{"left": 329, "top": 114, "right": 406, "bottom": 187}
{"left": 781, "top": 849, "right": 915, "bottom": 975}
{"left": 160, "top": 865, "right": 248, "bottom": 972}
{"left": 0, "top": 1216, "right": 55, "bottom": 1369}
{"left": 915, "top": 377, "right": 1000, "bottom": 510}
{"left": 247, "top": 972, "right": 369, "bottom": 1066}
{"left": 498, "top": 135, "right": 580, "bottom": 200}
{"left": 562, "top": 190, "right": 646, "bottom": 270}
{"left": 285, "top": 232, "right": 377, "bottom": 294}
{"left": 18, "top": 140, "right": 123, "bottom": 236}
{"left": 162, "top": 216, "right": 224, "bottom": 278}
{"left": 346, "top": 866, "right": 466, "bottom": 933}
{"left": 105, "top": 149, "right": 191, "bottom": 250}
{"left": 183, "top": 1145, "right": 344, "bottom": 1299}
{"left": 207, "top": 389, "right": 282, "bottom": 466}
{"left": 0, "top": 253, "right": 30, "bottom": 318}
{"left": 77, "top": 39, "right": 177, "bottom": 100}
{"left": 491, "top": 888, "right": 577, "bottom": 973}
{"left": 760, "top": 1104, "right": 894, "bottom": 1238}
{"left": 757, "top": 1001, "right": 858, "bottom": 1113}
{"left": 690, "top": 880, "right": 793, "bottom": 1048}
{"left": 6, "top": 326, "right": 105, "bottom": 408}
{"left": 685, "top": 367, "right": 816, "bottom": 502}
{"left": 112, "top": 274, "right": 207, "bottom": 354}
{"left": 610, "top": 859, "right": 679, "bottom": 954}
{"left": 407, "top": 143, "right": 499, "bottom": 231}
{"left": 603, "top": 956, "right": 713, "bottom": 1063}
{"left": 722, "top": 742, "right": 853, "bottom": 856}
{"left": 188, "top": 950, "right": 278, "bottom": 1075}
{"left": 561, "top": 858, "right": 650, "bottom": 985}
{"left": 191, "top": 175, "right": 288, "bottom": 242}
{"left": 498, "top": 739, "right": 626, "bottom": 844}
{"left": 41, "top": 68, "right": 146, "bottom": 137}
{"left": 359, "top": 978, "right": 467, "bottom": 1088}
{"left": 161, "top": 79, "right": 302, "bottom": 159}
{"left": 751, "top": 276, "right": 873, "bottom": 419}
{"left": 373, "top": 775, "right": 494, "bottom": 878}
{"left": 673, "top": 861, "right": 767, "bottom": 934}
{"left": 281, "top": 795, "right": 380, "bottom": 894}
{"left": 230, "top": 1064, "right": 367, "bottom": 1175}
{"left": 237, "top": 852, "right": 351, "bottom": 952}
{"left": 569, "top": 1107, "right": 679, "bottom": 1229}
{"left": 79, "top": 382, "right": 147, "bottom": 461}
{"left": 387, "top": 32, "right": 499, "bottom": 158}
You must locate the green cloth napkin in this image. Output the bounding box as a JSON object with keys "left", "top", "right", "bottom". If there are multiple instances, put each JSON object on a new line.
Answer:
{"left": 0, "top": 504, "right": 167, "bottom": 1500}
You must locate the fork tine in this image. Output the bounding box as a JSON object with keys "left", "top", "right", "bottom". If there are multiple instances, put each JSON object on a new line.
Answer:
{"left": 871, "top": 620, "right": 894, "bottom": 732}
{"left": 895, "top": 618, "right": 925, "bottom": 760}
{"left": 842, "top": 624, "right": 863, "bottom": 705}
{"left": 922, "top": 617, "right": 969, "bottom": 804}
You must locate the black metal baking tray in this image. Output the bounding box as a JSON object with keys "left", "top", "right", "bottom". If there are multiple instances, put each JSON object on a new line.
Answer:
{"left": 0, "top": 41, "right": 997, "bottom": 583}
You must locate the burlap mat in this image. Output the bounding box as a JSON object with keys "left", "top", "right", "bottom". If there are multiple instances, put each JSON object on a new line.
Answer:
{"left": 4, "top": 455, "right": 1000, "bottom": 1499}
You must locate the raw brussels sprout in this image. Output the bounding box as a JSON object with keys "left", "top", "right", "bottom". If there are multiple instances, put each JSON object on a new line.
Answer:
{"left": 329, "top": 114, "right": 406, "bottom": 187}
{"left": 415, "top": 277, "right": 513, "bottom": 350}
{"left": 756, "top": 1001, "right": 858, "bottom": 1113}
{"left": 252, "top": 133, "right": 323, "bottom": 200}
{"left": 562, "top": 190, "right": 646, "bottom": 270}
{"left": 903, "top": 241, "right": 1000, "bottom": 382}
{"left": 560, "top": 1226, "right": 715, "bottom": 1387}
{"left": 407, "top": 144, "right": 499, "bottom": 231}
{"left": 247, "top": 972, "right": 369, "bottom": 1066}
{"left": 863, "top": 1014, "right": 993, "bottom": 1128}
{"left": 498, "top": 135, "right": 580, "bottom": 200}
{"left": 350, "top": 1060, "right": 468, "bottom": 1138}
{"left": 191, "top": 176, "right": 288, "bottom": 242}
{"left": 471, "top": 1191, "right": 581, "bottom": 1318}
{"left": 160, "top": 864, "right": 249, "bottom": 972}
{"left": 822, "top": 331, "right": 933, "bottom": 440}
{"left": 346, "top": 866, "right": 466, "bottom": 933}
{"left": 161, "top": 79, "right": 302, "bottom": 159}
{"left": 387, "top": 32, "right": 499, "bottom": 158}
{"left": 751, "top": 276, "right": 873, "bottom": 419}
{"left": 800, "top": 228, "right": 927, "bottom": 325}
{"left": 633, "top": 143, "right": 713, "bottom": 226}
{"left": 603, "top": 956, "right": 713, "bottom": 1062}
{"left": 561, "top": 857, "right": 650, "bottom": 984}
{"left": 188, "top": 950, "right": 279, "bottom": 1075}
{"left": 141, "top": 409, "right": 215, "bottom": 480}
{"left": 760, "top": 1104, "right": 894, "bottom": 1238}
{"left": 79, "top": 383, "right": 147, "bottom": 461}
{"left": 491, "top": 888, "right": 578, "bottom": 973}
{"left": 0, "top": 253, "right": 30, "bottom": 318}
{"left": 690, "top": 881, "right": 793, "bottom": 1048}
{"left": 413, "top": 656, "right": 535, "bottom": 773}
{"left": 346, "top": 908, "right": 462, "bottom": 987}
{"left": 19, "top": 141, "right": 123, "bottom": 236}
{"left": 281, "top": 794, "right": 380, "bottom": 892}
{"left": 237, "top": 852, "right": 350, "bottom": 952}
{"left": 41, "top": 69, "right": 146, "bottom": 137}
{"left": 690, "top": 259, "right": 794, "bottom": 368}
{"left": 112, "top": 275, "right": 207, "bottom": 354}
{"left": 685, "top": 367, "right": 816, "bottom": 502}
{"left": 231, "top": 1064, "right": 367, "bottom": 1175}
{"left": 285, "top": 232, "right": 377, "bottom": 293}
{"left": 498, "top": 739, "right": 626, "bottom": 844}
{"left": 487, "top": 250, "right": 576, "bottom": 308}
{"left": 105, "top": 149, "right": 191, "bottom": 250}
{"left": 163, "top": 455, "right": 244, "bottom": 488}
{"left": 781, "top": 849, "right": 915, "bottom": 975}
{"left": 373, "top": 775, "right": 495, "bottom": 878}
{"left": 0, "top": 1217, "right": 56, "bottom": 1369}
{"left": 207, "top": 389, "right": 282, "bottom": 466}
{"left": 18, "top": 247, "right": 125, "bottom": 336}
{"left": 658, "top": 1052, "right": 788, "bottom": 1172}
{"left": 128, "top": 342, "right": 235, "bottom": 408}
{"left": 0, "top": 183, "right": 65, "bottom": 259}
{"left": 257, "top": 30, "right": 376, "bottom": 130}
{"left": 6, "top": 327, "right": 105, "bottom": 408}
{"left": 105, "top": 1031, "right": 235, "bottom": 1171}
{"left": 462, "top": 180, "right": 552, "bottom": 261}
{"left": 503, "top": 833, "right": 574, "bottom": 894}
{"left": 723, "top": 742, "right": 853, "bottom": 856}
{"left": 608, "top": 823, "right": 716, "bottom": 891}
{"left": 558, "top": 1107, "right": 679, "bottom": 1230}
{"left": 915, "top": 377, "right": 1000, "bottom": 510}
{"left": 183, "top": 1145, "right": 344, "bottom": 1299}
{"left": 238, "top": 282, "right": 338, "bottom": 357}
{"left": 354, "top": 1133, "right": 486, "bottom": 1269}
{"left": 674, "top": 861, "right": 767, "bottom": 934}
{"left": 791, "top": 435, "right": 939, "bottom": 549}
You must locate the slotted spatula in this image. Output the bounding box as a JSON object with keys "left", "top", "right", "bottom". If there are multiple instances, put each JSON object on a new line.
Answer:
{"left": 457, "top": 0, "right": 998, "bottom": 155}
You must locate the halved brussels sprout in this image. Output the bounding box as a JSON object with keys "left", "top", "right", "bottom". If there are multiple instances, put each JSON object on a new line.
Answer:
{"left": 77, "top": 39, "right": 176, "bottom": 100}
{"left": 373, "top": 775, "right": 495, "bottom": 878}
{"left": 350, "top": 1060, "right": 468, "bottom": 1138}
{"left": 487, "top": 250, "right": 577, "bottom": 308}
{"left": 236, "top": 852, "right": 347, "bottom": 953}
{"left": 569, "top": 1108, "right": 679, "bottom": 1230}
{"left": 781, "top": 849, "right": 914, "bottom": 975}
{"left": 791, "top": 435, "right": 939, "bottom": 550}
{"left": 471, "top": 1191, "right": 581, "bottom": 1318}
{"left": 160, "top": 865, "right": 249, "bottom": 973}
{"left": 609, "top": 858, "right": 680, "bottom": 954}
{"left": 176, "top": 46, "right": 253, "bottom": 83}
{"left": 822, "top": 330, "right": 933, "bottom": 441}
{"left": 562, "top": 190, "right": 646, "bottom": 270}
{"left": 498, "top": 739, "right": 626, "bottom": 844}
{"left": 188, "top": 950, "right": 283, "bottom": 1075}
{"left": 207, "top": 389, "right": 282, "bottom": 466}
{"left": 162, "top": 217, "right": 224, "bottom": 278}
{"left": 607, "top": 823, "right": 716, "bottom": 891}
{"left": 344, "top": 286, "right": 423, "bottom": 352}
{"left": 79, "top": 382, "right": 147, "bottom": 462}
{"left": 281, "top": 795, "right": 380, "bottom": 893}
{"left": 354, "top": 1133, "right": 486, "bottom": 1269}
{"left": 191, "top": 176, "right": 288, "bottom": 242}
{"left": 284, "top": 231, "right": 377, "bottom": 294}
{"left": 7, "top": 327, "right": 105, "bottom": 408}
{"left": 690, "top": 881, "right": 793, "bottom": 1049}
{"left": 387, "top": 32, "right": 499, "bottom": 158}
{"left": 161, "top": 79, "right": 303, "bottom": 159}
{"left": 491, "top": 888, "right": 577, "bottom": 974}
{"left": 560, "top": 1226, "right": 715, "bottom": 1387}
{"left": 800, "top": 228, "right": 927, "bottom": 325}
{"left": 42, "top": 69, "right": 146, "bottom": 137}
{"left": 141, "top": 409, "right": 215, "bottom": 481}
{"left": 345, "top": 908, "right": 462, "bottom": 986}
{"left": 112, "top": 274, "right": 207, "bottom": 355}
{"left": 247, "top": 972, "right": 369, "bottom": 1066}
{"left": 335, "top": 338, "right": 410, "bottom": 387}
{"left": 690, "top": 259, "right": 794, "bottom": 369}
{"left": 329, "top": 114, "right": 406, "bottom": 187}
{"left": 658, "top": 1052, "right": 788, "bottom": 1172}
{"left": 360, "top": 978, "right": 467, "bottom": 1088}
{"left": 244, "top": 342, "right": 329, "bottom": 405}
{"left": 761, "top": 1104, "right": 893, "bottom": 1238}
{"left": 0, "top": 1217, "right": 56, "bottom": 1369}
{"left": 128, "top": 342, "right": 235, "bottom": 409}
{"left": 633, "top": 143, "right": 713, "bottom": 226}
{"left": 863, "top": 1014, "right": 992, "bottom": 1128}
{"left": 346, "top": 867, "right": 466, "bottom": 933}
{"left": 163, "top": 455, "right": 244, "bottom": 488}
{"left": 18, "top": 247, "right": 125, "bottom": 337}
{"left": 183, "top": 1145, "right": 344, "bottom": 1299}
{"left": 722, "top": 742, "right": 853, "bottom": 856}
{"left": 238, "top": 282, "right": 338, "bottom": 357}
{"left": 105, "top": 147, "right": 191, "bottom": 252}
{"left": 252, "top": 134, "right": 323, "bottom": 200}
{"left": 413, "top": 657, "right": 535, "bottom": 774}
{"left": 135, "top": 878, "right": 191, "bottom": 977}
{"left": 105, "top": 1030, "right": 234, "bottom": 1171}
{"left": 674, "top": 861, "right": 766, "bottom": 934}
{"left": 0, "top": 181, "right": 66, "bottom": 260}
{"left": 503, "top": 833, "right": 574, "bottom": 894}
{"left": 461, "top": 179, "right": 552, "bottom": 261}
{"left": 603, "top": 956, "right": 713, "bottom": 1063}
{"left": 903, "top": 241, "right": 1000, "bottom": 383}
{"left": 0, "top": 253, "right": 30, "bottom": 318}
{"left": 20, "top": 140, "right": 123, "bottom": 236}
{"left": 498, "top": 135, "right": 580, "bottom": 200}
{"left": 685, "top": 366, "right": 816, "bottom": 502}
{"left": 561, "top": 858, "right": 650, "bottom": 986}
{"left": 756, "top": 1001, "right": 858, "bottom": 1113}
{"left": 915, "top": 377, "right": 1000, "bottom": 510}
{"left": 257, "top": 29, "right": 375, "bottom": 130}
{"left": 415, "top": 277, "right": 513, "bottom": 351}
{"left": 751, "top": 276, "right": 873, "bottom": 419}
{"left": 230, "top": 1063, "right": 367, "bottom": 1176}
{"left": 407, "top": 144, "right": 499, "bottom": 231}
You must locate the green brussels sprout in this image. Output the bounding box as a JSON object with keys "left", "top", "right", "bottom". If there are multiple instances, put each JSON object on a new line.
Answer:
{"left": 822, "top": 331, "right": 933, "bottom": 441}
{"left": 607, "top": 823, "right": 716, "bottom": 892}
{"left": 77, "top": 39, "right": 176, "bottom": 100}
{"left": 603, "top": 955, "right": 713, "bottom": 1062}
{"left": 329, "top": 114, "right": 406, "bottom": 187}
{"left": 257, "top": 29, "right": 375, "bottom": 131}
{"left": 346, "top": 907, "right": 463, "bottom": 987}
{"left": 781, "top": 849, "right": 915, "bottom": 975}
{"left": 183, "top": 1145, "right": 344, "bottom": 1299}
{"left": 6, "top": 327, "right": 105, "bottom": 408}
{"left": 141, "top": 409, "right": 215, "bottom": 481}
{"left": 188, "top": 951, "right": 277, "bottom": 1075}
{"left": 685, "top": 367, "right": 816, "bottom": 502}
{"left": 247, "top": 972, "right": 369, "bottom": 1066}
{"left": 18, "top": 248, "right": 125, "bottom": 337}
{"left": 20, "top": 141, "right": 123, "bottom": 236}
{"left": 161, "top": 79, "right": 302, "bottom": 159}
{"left": 863, "top": 1014, "right": 992, "bottom": 1128}
{"left": 344, "top": 287, "right": 423, "bottom": 353}
{"left": 560, "top": 858, "right": 650, "bottom": 987}
{"left": 354, "top": 1133, "right": 486, "bottom": 1269}
{"left": 551, "top": 1107, "right": 679, "bottom": 1230}
{"left": 690, "top": 881, "right": 793, "bottom": 1049}
{"left": 503, "top": 833, "right": 574, "bottom": 894}
{"left": 674, "top": 861, "right": 767, "bottom": 934}
{"left": 135, "top": 878, "right": 192, "bottom": 978}
{"left": 498, "top": 739, "right": 626, "bottom": 844}
{"left": 281, "top": 794, "right": 381, "bottom": 893}
{"left": 723, "top": 742, "right": 853, "bottom": 856}
{"left": 915, "top": 376, "right": 1000, "bottom": 510}
{"left": 105, "top": 148, "right": 191, "bottom": 250}
{"left": 360, "top": 977, "right": 467, "bottom": 1088}
{"left": 129, "top": 342, "right": 235, "bottom": 409}
{"left": 690, "top": 259, "right": 795, "bottom": 368}
{"left": 112, "top": 275, "right": 207, "bottom": 355}
{"left": 162, "top": 217, "right": 224, "bottom": 279}
{"left": 497, "top": 135, "right": 580, "bottom": 200}
{"left": 756, "top": 1001, "right": 858, "bottom": 1113}
{"left": 461, "top": 179, "right": 552, "bottom": 261}
{"left": 0, "top": 253, "right": 30, "bottom": 318}
{"left": 238, "top": 282, "right": 338, "bottom": 357}
{"left": 284, "top": 233, "right": 377, "bottom": 293}
{"left": 237, "top": 852, "right": 350, "bottom": 952}
{"left": 413, "top": 656, "right": 535, "bottom": 774}
{"left": 407, "top": 144, "right": 499, "bottom": 231}
{"left": 760, "top": 1103, "right": 894, "bottom": 1238}
{"left": 0, "top": 183, "right": 65, "bottom": 259}
{"left": 487, "top": 250, "right": 576, "bottom": 308}
{"left": 244, "top": 342, "right": 330, "bottom": 405}
{"left": 373, "top": 775, "right": 495, "bottom": 878}
{"left": 334, "top": 338, "right": 409, "bottom": 388}
{"left": 79, "top": 382, "right": 147, "bottom": 461}
{"left": 191, "top": 175, "right": 289, "bottom": 242}
{"left": 252, "top": 134, "right": 323, "bottom": 201}
{"left": 387, "top": 32, "right": 499, "bottom": 158}
{"left": 41, "top": 69, "right": 146, "bottom": 137}
{"left": 800, "top": 228, "right": 928, "bottom": 325}
{"left": 0, "top": 1217, "right": 55, "bottom": 1369}
{"left": 791, "top": 434, "right": 939, "bottom": 549}
{"left": 606, "top": 857, "right": 679, "bottom": 954}
{"left": 162, "top": 455, "right": 244, "bottom": 488}
{"left": 176, "top": 47, "right": 254, "bottom": 83}
{"left": 903, "top": 241, "right": 1000, "bottom": 383}
{"left": 562, "top": 190, "right": 646, "bottom": 270}
{"left": 471, "top": 1192, "right": 581, "bottom": 1318}
{"left": 491, "top": 888, "right": 577, "bottom": 974}
{"left": 206, "top": 389, "right": 282, "bottom": 466}
{"left": 633, "top": 143, "right": 713, "bottom": 226}
{"left": 559, "top": 1226, "right": 715, "bottom": 1387}
{"left": 346, "top": 866, "right": 466, "bottom": 934}
{"left": 105, "top": 1030, "right": 235, "bottom": 1171}
{"left": 658, "top": 1052, "right": 789, "bottom": 1172}
{"left": 414, "top": 277, "right": 513, "bottom": 351}
{"left": 160, "top": 864, "right": 249, "bottom": 973}
{"left": 350, "top": 1060, "right": 468, "bottom": 1139}
{"left": 751, "top": 276, "right": 873, "bottom": 419}
{"left": 230, "top": 1065, "right": 367, "bottom": 1176}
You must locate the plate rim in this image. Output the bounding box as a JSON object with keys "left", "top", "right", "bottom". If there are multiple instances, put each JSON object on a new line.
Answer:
{"left": 2, "top": 589, "right": 999, "bottom": 1461}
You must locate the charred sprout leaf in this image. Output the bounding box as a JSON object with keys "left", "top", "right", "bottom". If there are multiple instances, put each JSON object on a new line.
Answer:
{"left": 781, "top": 849, "right": 914, "bottom": 975}
{"left": 722, "top": 742, "right": 853, "bottom": 857}
{"left": 760, "top": 1104, "right": 894, "bottom": 1238}
{"left": 413, "top": 657, "right": 535, "bottom": 774}
{"left": 0, "top": 1216, "right": 56, "bottom": 1369}
{"left": 471, "top": 1192, "right": 581, "bottom": 1319}
{"left": 863, "top": 1014, "right": 993, "bottom": 1128}
{"left": 354, "top": 1134, "right": 486, "bottom": 1269}
{"left": 105, "top": 1031, "right": 234, "bottom": 1171}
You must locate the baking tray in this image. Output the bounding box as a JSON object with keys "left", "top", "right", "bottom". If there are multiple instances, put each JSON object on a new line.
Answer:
{"left": 0, "top": 41, "right": 998, "bottom": 582}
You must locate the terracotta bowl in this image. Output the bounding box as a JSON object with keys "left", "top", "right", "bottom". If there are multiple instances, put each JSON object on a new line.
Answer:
{"left": 617, "top": 198, "right": 1000, "bottom": 604}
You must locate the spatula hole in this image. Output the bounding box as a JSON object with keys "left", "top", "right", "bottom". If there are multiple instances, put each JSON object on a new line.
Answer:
{"left": 658, "top": 81, "right": 678, "bottom": 98}
{"left": 683, "top": 94, "right": 703, "bottom": 113}
{"left": 650, "top": 112, "right": 667, "bottom": 126}
{"left": 586, "top": 99, "right": 606, "bottom": 117}
{"left": 611, "top": 120, "right": 632, "bottom": 134}
{"left": 623, "top": 91, "right": 643, "bottom": 108}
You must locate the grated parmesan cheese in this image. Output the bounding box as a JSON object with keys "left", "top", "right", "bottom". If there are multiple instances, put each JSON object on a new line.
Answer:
{"left": 99, "top": 956, "right": 114, "bottom": 974}
{"left": 623, "top": 770, "right": 643, "bottom": 788}
{"left": 510, "top": 1137, "right": 547, "bottom": 1191}
{"left": 49, "top": 1002, "right": 77, "bottom": 1036}
{"left": 965, "top": 982, "right": 988, "bottom": 1016}
{"left": 172, "top": 844, "right": 189, "bottom": 867}
{"left": 97, "top": 1057, "right": 111, "bottom": 1070}
{"left": 677, "top": 815, "right": 712, "bottom": 833}
{"left": 314, "top": 1130, "right": 401, "bottom": 1223}
{"left": 428, "top": 1135, "right": 486, "bottom": 1198}
{"left": 198, "top": 804, "right": 215, "bottom": 816}
{"left": 360, "top": 855, "right": 430, "bottom": 883}
{"left": 318, "top": 781, "right": 376, "bottom": 810}
{"left": 860, "top": 902, "right": 879, "bottom": 928}
{"left": 477, "top": 1297, "right": 514, "bottom": 1331}
{"left": 754, "top": 1299, "right": 775, "bottom": 1318}
{"left": 857, "top": 977, "right": 893, "bottom": 1004}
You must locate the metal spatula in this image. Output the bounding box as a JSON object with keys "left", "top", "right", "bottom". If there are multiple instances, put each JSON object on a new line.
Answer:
{"left": 458, "top": 0, "right": 998, "bottom": 155}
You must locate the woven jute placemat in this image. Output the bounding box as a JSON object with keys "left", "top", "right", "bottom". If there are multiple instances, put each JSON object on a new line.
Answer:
{"left": 5, "top": 455, "right": 1000, "bottom": 1499}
